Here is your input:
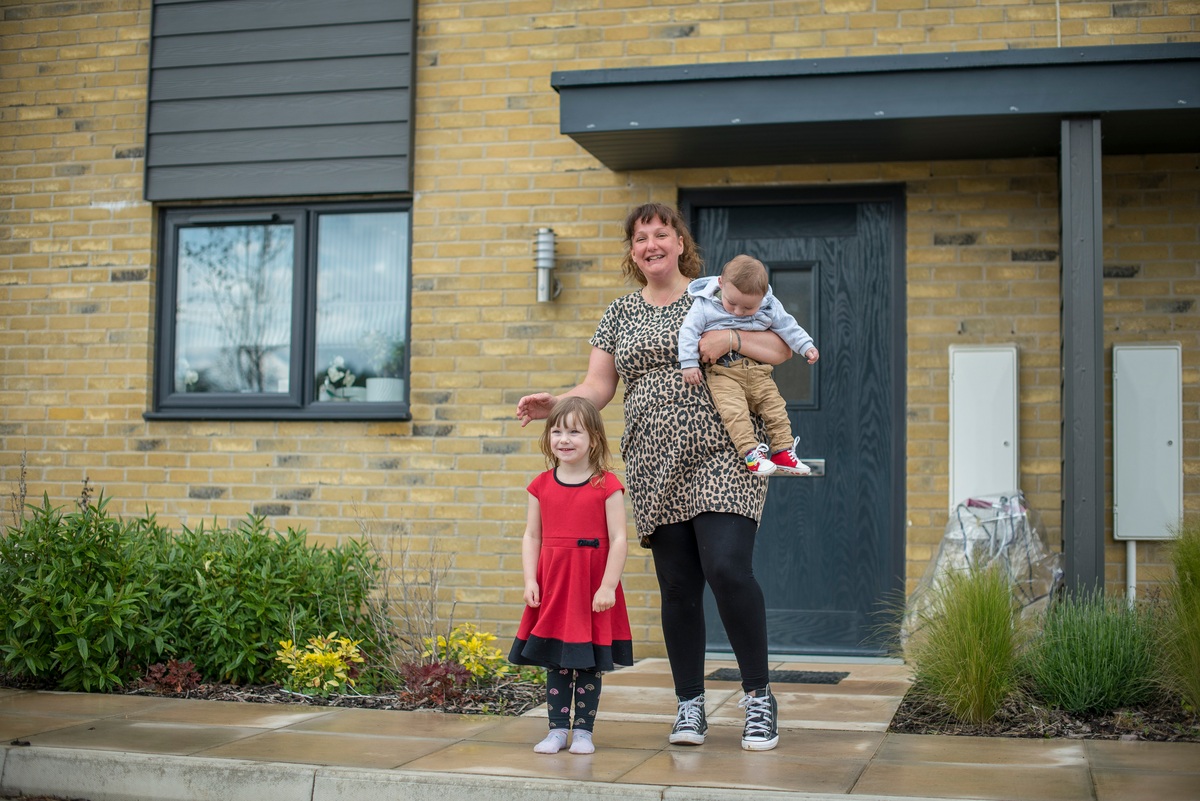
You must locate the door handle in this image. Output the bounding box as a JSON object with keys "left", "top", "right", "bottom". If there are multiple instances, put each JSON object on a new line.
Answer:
{"left": 799, "top": 459, "right": 825, "bottom": 477}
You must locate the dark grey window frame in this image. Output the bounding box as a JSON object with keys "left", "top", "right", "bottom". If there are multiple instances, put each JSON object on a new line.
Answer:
{"left": 148, "top": 200, "right": 413, "bottom": 421}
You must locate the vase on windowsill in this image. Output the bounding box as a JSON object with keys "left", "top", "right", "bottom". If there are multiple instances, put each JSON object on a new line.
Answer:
{"left": 366, "top": 377, "right": 404, "bottom": 402}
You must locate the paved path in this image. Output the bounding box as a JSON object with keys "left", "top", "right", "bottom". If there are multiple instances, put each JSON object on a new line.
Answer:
{"left": 0, "top": 658, "right": 1196, "bottom": 800}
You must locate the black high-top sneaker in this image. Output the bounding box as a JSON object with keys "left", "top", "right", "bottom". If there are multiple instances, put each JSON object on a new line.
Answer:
{"left": 668, "top": 694, "right": 707, "bottom": 745}
{"left": 738, "top": 684, "right": 779, "bottom": 751}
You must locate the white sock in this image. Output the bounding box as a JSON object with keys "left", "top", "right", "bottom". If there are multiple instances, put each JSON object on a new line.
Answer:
{"left": 569, "top": 729, "right": 594, "bottom": 755}
{"left": 534, "top": 728, "right": 569, "bottom": 754}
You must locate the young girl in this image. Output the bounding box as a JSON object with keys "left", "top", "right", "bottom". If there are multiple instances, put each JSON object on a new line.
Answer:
{"left": 508, "top": 396, "right": 633, "bottom": 755}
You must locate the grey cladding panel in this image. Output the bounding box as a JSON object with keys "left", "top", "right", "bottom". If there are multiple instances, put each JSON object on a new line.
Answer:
{"left": 149, "top": 90, "right": 410, "bottom": 134}
{"left": 148, "top": 123, "right": 409, "bottom": 166}
{"left": 147, "top": 157, "right": 410, "bottom": 200}
{"left": 151, "top": 21, "right": 412, "bottom": 68}
{"left": 153, "top": 0, "right": 412, "bottom": 36}
{"left": 150, "top": 56, "right": 411, "bottom": 101}
{"left": 146, "top": 0, "right": 415, "bottom": 199}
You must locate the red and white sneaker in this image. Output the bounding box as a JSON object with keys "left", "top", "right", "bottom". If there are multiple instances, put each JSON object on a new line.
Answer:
{"left": 770, "top": 438, "right": 811, "bottom": 475}
{"left": 745, "top": 444, "right": 777, "bottom": 475}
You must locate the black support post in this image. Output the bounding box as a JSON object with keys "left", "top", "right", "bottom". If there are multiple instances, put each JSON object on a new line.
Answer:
{"left": 1059, "top": 118, "right": 1106, "bottom": 593}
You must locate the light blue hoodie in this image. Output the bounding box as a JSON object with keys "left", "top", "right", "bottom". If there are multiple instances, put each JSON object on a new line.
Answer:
{"left": 677, "top": 276, "right": 815, "bottom": 370}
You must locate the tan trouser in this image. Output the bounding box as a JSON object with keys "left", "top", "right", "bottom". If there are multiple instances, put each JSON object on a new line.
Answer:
{"left": 706, "top": 357, "right": 794, "bottom": 457}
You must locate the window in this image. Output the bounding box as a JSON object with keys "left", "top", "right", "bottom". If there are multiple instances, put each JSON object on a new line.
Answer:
{"left": 766, "top": 261, "right": 818, "bottom": 409}
{"left": 151, "top": 203, "right": 411, "bottom": 420}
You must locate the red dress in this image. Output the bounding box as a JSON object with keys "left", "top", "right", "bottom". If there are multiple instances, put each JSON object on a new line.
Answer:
{"left": 508, "top": 470, "right": 634, "bottom": 671}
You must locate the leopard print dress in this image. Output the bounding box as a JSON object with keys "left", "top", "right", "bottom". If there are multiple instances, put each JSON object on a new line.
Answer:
{"left": 590, "top": 291, "right": 768, "bottom": 546}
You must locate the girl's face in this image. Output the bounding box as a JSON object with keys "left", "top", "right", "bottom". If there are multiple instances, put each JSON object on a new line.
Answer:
{"left": 630, "top": 216, "right": 684, "bottom": 282}
{"left": 549, "top": 413, "right": 591, "bottom": 467}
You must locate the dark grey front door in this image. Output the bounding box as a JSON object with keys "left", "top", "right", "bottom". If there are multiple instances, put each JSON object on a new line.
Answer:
{"left": 685, "top": 188, "right": 906, "bottom": 656}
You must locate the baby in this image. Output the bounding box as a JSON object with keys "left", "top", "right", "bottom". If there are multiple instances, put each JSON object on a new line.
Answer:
{"left": 678, "top": 255, "right": 819, "bottom": 475}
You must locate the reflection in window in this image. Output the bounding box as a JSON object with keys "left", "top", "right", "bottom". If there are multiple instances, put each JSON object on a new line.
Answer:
{"left": 174, "top": 224, "right": 294, "bottom": 394}
{"left": 769, "top": 264, "right": 815, "bottom": 405}
{"left": 315, "top": 212, "right": 408, "bottom": 403}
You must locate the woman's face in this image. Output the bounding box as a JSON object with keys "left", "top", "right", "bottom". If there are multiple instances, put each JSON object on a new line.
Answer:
{"left": 631, "top": 217, "right": 684, "bottom": 282}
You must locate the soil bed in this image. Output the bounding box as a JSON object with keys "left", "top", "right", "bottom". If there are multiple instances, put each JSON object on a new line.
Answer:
{"left": 0, "top": 673, "right": 546, "bottom": 717}
{"left": 889, "top": 686, "right": 1200, "bottom": 743}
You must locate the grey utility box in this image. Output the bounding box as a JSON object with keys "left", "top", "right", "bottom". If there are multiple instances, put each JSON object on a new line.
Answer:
{"left": 1113, "top": 342, "right": 1183, "bottom": 541}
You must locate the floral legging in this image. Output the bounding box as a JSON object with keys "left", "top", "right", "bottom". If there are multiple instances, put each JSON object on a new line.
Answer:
{"left": 546, "top": 668, "right": 602, "bottom": 731}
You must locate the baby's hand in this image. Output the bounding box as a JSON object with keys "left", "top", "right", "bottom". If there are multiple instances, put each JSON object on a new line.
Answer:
{"left": 592, "top": 587, "right": 616, "bottom": 613}
{"left": 804, "top": 347, "right": 820, "bottom": 365}
{"left": 681, "top": 367, "right": 703, "bottom": 385}
{"left": 524, "top": 582, "right": 541, "bottom": 608}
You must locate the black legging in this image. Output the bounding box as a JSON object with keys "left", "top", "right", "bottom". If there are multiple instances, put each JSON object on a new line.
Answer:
{"left": 546, "top": 668, "right": 603, "bottom": 731}
{"left": 650, "top": 511, "right": 769, "bottom": 698}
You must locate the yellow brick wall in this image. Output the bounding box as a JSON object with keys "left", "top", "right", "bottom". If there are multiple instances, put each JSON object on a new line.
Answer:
{"left": 1101, "top": 154, "right": 1200, "bottom": 596}
{"left": 2, "top": 0, "right": 1198, "bottom": 666}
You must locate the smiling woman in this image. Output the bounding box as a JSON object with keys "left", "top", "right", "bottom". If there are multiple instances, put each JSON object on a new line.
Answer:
{"left": 516, "top": 202, "right": 794, "bottom": 753}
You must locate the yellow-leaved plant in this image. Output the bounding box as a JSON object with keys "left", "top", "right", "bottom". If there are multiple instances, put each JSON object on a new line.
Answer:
{"left": 423, "top": 623, "right": 509, "bottom": 680}
{"left": 275, "top": 632, "right": 365, "bottom": 697}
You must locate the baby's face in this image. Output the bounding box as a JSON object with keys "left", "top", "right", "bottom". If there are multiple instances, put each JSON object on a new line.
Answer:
{"left": 719, "top": 279, "right": 764, "bottom": 317}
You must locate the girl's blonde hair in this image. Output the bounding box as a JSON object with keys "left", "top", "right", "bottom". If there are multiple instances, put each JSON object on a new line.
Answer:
{"left": 539, "top": 396, "right": 613, "bottom": 486}
{"left": 620, "top": 202, "right": 704, "bottom": 287}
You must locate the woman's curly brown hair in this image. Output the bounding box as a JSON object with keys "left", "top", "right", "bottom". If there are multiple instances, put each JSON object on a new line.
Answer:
{"left": 620, "top": 202, "right": 704, "bottom": 287}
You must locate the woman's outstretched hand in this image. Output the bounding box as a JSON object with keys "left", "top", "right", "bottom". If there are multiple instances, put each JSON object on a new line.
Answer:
{"left": 517, "top": 392, "right": 556, "bottom": 426}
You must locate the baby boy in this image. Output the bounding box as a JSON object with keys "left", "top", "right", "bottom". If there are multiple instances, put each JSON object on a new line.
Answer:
{"left": 678, "top": 255, "right": 819, "bottom": 475}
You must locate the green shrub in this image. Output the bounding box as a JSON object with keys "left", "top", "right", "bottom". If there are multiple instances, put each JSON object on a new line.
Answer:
{"left": 154, "top": 517, "right": 378, "bottom": 685}
{"left": 1161, "top": 521, "right": 1200, "bottom": 713}
{"left": 1, "top": 496, "right": 380, "bottom": 690}
{"left": 1024, "top": 590, "right": 1158, "bottom": 715}
{"left": 906, "top": 564, "right": 1021, "bottom": 724}
{"left": 0, "top": 496, "right": 170, "bottom": 691}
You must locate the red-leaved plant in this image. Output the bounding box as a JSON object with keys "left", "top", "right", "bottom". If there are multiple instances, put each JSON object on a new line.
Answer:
{"left": 141, "top": 659, "right": 202, "bottom": 693}
{"left": 397, "top": 661, "right": 470, "bottom": 706}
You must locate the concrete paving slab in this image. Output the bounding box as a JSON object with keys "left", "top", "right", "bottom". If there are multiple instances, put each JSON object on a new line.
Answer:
{"left": 672, "top": 722, "right": 884, "bottom": 760}
{"left": 876, "top": 733, "right": 1087, "bottom": 767}
{"left": 590, "top": 685, "right": 737, "bottom": 717}
{"left": 125, "top": 697, "right": 338, "bottom": 728}
{"left": 710, "top": 690, "right": 903, "bottom": 731}
{"left": 0, "top": 711, "right": 104, "bottom": 740}
{"left": 401, "top": 739, "right": 657, "bottom": 783}
{"left": 851, "top": 760, "right": 1095, "bottom": 800}
{"left": 0, "top": 690, "right": 169, "bottom": 718}
{"left": 617, "top": 749, "right": 867, "bottom": 794}
{"left": 1084, "top": 738, "right": 1200, "bottom": 771}
{"left": 195, "top": 728, "right": 455, "bottom": 769}
{"left": 26, "top": 717, "right": 263, "bottom": 755}
{"left": 468, "top": 715, "right": 668, "bottom": 751}
{"left": 1, "top": 746, "right": 317, "bottom": 801}
{"left": 1091, "top": 767, "right": 1200, "bottom": 801}
{"left": 289, "top": 707, "right": 505, "bottom": 739}
{"left": 310, "top": 767, "right": 668, "bottom": 801}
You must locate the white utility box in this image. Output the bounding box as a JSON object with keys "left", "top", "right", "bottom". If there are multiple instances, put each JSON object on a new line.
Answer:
{"left": 949, "top": 345, "right": 1019, "bottom": 509}
{"left": 1113, "top": 342, "right": 1182, "bottom": 541}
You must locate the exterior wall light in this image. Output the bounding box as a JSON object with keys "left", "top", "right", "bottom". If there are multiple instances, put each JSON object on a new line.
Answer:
{"left": 534, "top": 227, "right": 561, "bottom": 303}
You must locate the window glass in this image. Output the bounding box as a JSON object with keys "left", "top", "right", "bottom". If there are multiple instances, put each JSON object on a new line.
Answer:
{"left": 314, "top": 212, "right": 409, "bottom": 403}
{"left": 174, "top": 224, "right": 294, "bottom": 394}
{"left": 768, "top": 265, "right": 814, "bottom": 405}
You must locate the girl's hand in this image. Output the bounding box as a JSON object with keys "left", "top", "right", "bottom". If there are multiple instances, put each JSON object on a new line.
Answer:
{"left": 517, "top": 393, "right": 556, "bottom": 426}
{"left": 681, "top": 367, "right": 703, "bottom": 385}
{"left": 804, "top": 347, "right": 820, "bottom": 364}
{"left": 524, "top": 582, "right": 541, "bottom": 607}
{"left": 592, "top": 586, "right": 616, "bottom": 612}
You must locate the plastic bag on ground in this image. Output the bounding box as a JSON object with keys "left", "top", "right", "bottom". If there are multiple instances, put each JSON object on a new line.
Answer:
{"left": 903, "top": 491, "right": 1064, "bottom": 644}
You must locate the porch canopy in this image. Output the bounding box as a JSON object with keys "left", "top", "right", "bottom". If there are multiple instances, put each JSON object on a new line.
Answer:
{"left": 551, "top": 44, "right": 1200, "bottom": 593}
{"left": 551, "top": 44, "right": 1199, "bottom": 170}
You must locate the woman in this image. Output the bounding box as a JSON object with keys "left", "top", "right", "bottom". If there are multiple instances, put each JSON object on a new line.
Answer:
{"left": 517, "top": 202, "right": 791, "bottom": 751}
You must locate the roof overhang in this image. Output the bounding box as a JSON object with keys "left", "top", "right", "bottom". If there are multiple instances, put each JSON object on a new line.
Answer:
{"left": 551, "top": 44, "right": 1200, "bottom": 170}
